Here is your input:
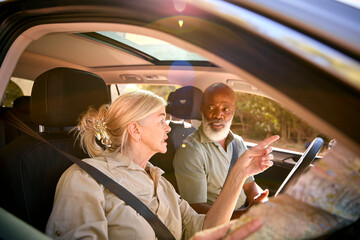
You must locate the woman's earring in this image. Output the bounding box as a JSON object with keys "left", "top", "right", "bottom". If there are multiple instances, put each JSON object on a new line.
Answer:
{"left": 139, "top": 138, "right": 142, "bottom": 142}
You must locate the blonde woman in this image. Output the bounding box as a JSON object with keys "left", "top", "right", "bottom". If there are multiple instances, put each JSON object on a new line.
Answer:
{"left": 46, "top": 90, "right": 275, "bottom": 240}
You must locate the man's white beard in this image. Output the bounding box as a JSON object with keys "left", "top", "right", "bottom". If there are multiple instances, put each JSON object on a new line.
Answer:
{"left": 202, "top": 114, "right": 232, "bottom": 142}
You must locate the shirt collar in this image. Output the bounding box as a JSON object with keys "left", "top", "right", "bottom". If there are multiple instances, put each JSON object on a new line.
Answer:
{"left": 198, "top": 123, "right": 235, "bottom": 146}
{"left": 102, "top": 152, "right": 144, "bottom": 171}
{"left": 146, "top": 161, "right": 165, "bottom": 177}
{"left": 101, "top": 152, "right": 164, "bottom": 175}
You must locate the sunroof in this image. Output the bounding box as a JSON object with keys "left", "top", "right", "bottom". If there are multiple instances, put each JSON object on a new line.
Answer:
{"left": 97, "top": 31, "right": 207, "bottom": 61}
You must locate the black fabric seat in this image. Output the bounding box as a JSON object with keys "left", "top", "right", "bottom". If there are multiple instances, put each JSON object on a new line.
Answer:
{"left": 150, "top": 86, "right": 203, "bottom": 191}
{"left": 0, "top": 67, "right": 110, "bottom": 232}
{"left": 0, "top": 96, "right": 38, "bottom": 149}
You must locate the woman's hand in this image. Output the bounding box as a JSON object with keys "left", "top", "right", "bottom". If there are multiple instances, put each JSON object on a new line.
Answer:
{"left": 203, "top": 136, "right": 279, "bottom": 229}
{"left": 251, "top": 135, "right": 280, "bottom": 151}
{"left": 233, "top": 135, "right": 279, "bottom": 177}
{"left": 191, "top": 219, "right": 263, "bottom": 240}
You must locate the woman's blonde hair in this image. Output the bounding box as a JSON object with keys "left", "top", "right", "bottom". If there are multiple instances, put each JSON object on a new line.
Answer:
{"left": 76, "top": 90, "right": 166, "bottom": 157}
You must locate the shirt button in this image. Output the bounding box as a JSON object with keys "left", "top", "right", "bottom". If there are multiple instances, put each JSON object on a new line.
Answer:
{"left": 55, "top": 230, "right": 61, "bottom": 236}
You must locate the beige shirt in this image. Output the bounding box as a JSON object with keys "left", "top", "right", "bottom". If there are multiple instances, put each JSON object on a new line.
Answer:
{"left": 46, "top": 153, "right": 205, "bottom": 240}
{"left": 174, "top": 125, "right": 254, "bottom": 209}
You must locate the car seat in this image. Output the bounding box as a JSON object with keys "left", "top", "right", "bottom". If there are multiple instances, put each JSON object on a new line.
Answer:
{"left": 150, "top": 86, "right": 203, "bottom": 192}
{"left": 0, "top": 67, "right": 110, "bottom": 232}
{"left": 0, "top": 96, "right": 38, "bottom": 149}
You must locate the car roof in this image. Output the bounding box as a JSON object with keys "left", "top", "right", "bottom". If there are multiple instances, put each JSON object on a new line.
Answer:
{"left": 1, "top": 0, "right": 357, "bottom": 62}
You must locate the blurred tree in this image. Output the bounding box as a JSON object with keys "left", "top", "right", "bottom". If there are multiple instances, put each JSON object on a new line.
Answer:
{"left": 2, "top": 80, "right": 23, "bottom": 107}
{"left": 138, "top": 85, "right": 179, "bottom": 100}
{"left": 232, "top": 92, "right": 325, "bottom": 152}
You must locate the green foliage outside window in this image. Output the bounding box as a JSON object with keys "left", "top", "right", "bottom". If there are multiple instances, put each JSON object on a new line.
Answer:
{"left": 137, "top": 85, "right": 179, "bottom": 100}
{"left": 2, "top": 80, "right": 23, "bottom": 107}
{"left": 232, "top": 92, "right": 328, "bottom": 152}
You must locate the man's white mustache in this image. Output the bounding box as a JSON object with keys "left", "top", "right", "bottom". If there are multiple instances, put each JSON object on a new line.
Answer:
{"left": 209, "top": 120, "right": 224, "bottom": 124}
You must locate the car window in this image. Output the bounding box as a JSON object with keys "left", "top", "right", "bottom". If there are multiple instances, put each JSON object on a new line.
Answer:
{"left": 232, "top": 92, "right": 329, "bottom": 154}
{"left": 111, "top": 84, "right": 328, "bottom": 154}
{"left": 1, "top": 78, "right": 33, "bottom": 107}
{"left": 110, "top": 84, "right": 180, "bottom": 102}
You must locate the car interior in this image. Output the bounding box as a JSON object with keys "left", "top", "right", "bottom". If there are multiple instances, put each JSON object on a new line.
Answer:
{"left": 150, "top": 85, "right": 203, "bottom": 192}
{"left": 0, "top": 67, "right": 110, "bottom": 232}
{"left": 0, "top": 24, "right": 307, "bottom": 231}
{"left": 0, "top": 1, "right": 359, "bottom": 238}
{"left": 0, "top": 95, "right": 37, "bottom": 148}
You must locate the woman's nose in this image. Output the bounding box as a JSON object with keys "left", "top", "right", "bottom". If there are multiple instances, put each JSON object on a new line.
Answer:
{"left": 165, "top": 123, "right": 171, "bottom": 133}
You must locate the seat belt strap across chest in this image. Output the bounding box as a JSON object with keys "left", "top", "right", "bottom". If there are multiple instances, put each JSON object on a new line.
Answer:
{"left": 227, "top": 140, "right": 239, "bottom": 176}
{"left": 4, "top": 111, "right": 175, "bottom": 240}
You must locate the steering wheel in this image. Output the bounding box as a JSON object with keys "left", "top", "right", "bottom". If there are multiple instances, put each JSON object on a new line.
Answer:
{"left": 274, "top": 137, "right": 324, "bottom": 197}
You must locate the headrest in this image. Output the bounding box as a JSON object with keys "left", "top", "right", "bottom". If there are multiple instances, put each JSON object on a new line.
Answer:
{"left": 13, "top": 96, "right": 30, "bottom": 113}
{"left": 166, "top": 86, "right": 203, "bottom": 120}
{"left": 30, "top": 67, "right": 110, "bottom": 127}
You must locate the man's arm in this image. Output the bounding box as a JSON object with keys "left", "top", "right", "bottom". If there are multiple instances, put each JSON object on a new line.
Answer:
{"left": 231, "top": 189, "right": 269, "bottom": 219}
{"left": 190, "top": 203, "right": 211, "bottom": 214}
{"left": 203, "top": 147, "right": 275, "bottom": 229}
{"left": 191, "top": 203, "right": 251, "bottom": 220}
{"left": 203, "top": 135, "right": 279, "bottom": 229}
{"left": 243, "top": 182, "right": 268, "bottom": 205}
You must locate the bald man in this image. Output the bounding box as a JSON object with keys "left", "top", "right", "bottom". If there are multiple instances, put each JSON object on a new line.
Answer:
{"left": 174, "top": 83, "right": 278, "bottom": 218}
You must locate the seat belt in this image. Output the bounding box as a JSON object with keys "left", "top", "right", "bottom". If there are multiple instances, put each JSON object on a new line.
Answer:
{"left": 226, "top": 140, "right": 249, "bottom": 209}
{"left": 227, "top": 140, "right": 239, "bottom": 176}
{"left": 3, "top": 111, "right": 175, "bottom": 240}
{"left": 225, "top": 140, "right": 248, "bottom": 209}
